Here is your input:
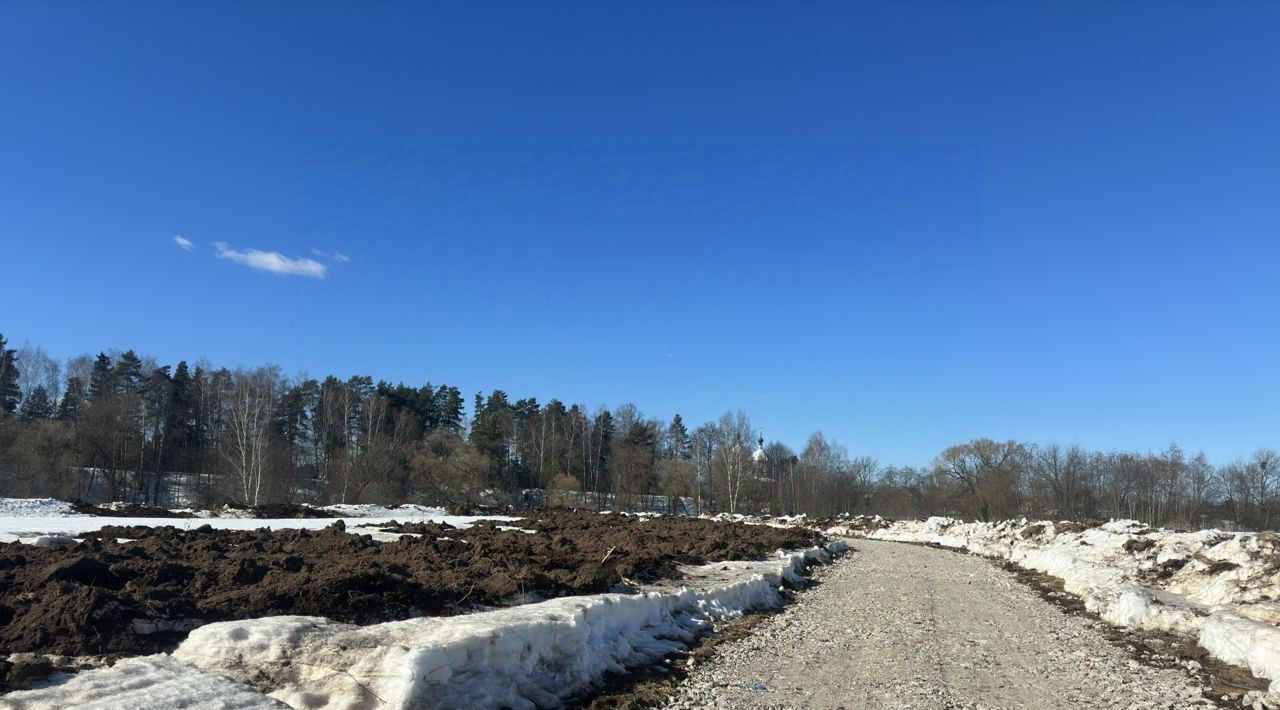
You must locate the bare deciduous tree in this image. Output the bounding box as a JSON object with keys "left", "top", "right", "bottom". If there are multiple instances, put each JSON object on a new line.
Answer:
{"left": 934, "top": 439, "right": 1026, "bottom": 522}
{"left": 220, "top": 368, "right": 277, "bottom": 506}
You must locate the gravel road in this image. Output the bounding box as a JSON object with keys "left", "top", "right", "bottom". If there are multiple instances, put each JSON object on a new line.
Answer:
{"left": 664, "top": 539, "right": 1216, "bottom": 709}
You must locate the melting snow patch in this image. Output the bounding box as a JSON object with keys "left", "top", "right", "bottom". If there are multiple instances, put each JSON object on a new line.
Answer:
{"left": 0, "top": 498, "right": 81, "bottom": 518}
{"left": 317, "top": 503, "right": 449, "bottom": 518}
{"left": 0, "top": 654, "right": 286, "bottom": 709}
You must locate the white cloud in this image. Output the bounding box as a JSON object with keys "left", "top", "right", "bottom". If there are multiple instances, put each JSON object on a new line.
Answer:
{"left": 311, "top": 248, "right": 351, "bottom": 263}
{"left": 173, "top": 235, "right": 194, "bottom": 251}
{"left": 213, "top": 242, "right": 327, "bottom": 278}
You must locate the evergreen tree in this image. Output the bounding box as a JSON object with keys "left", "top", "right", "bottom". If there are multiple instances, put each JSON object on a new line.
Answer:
{"left": 169, "top": 362, "right": 193, "bottom": 425}
{"left": 143, "top": 365, "right": 174, "bottom": 469}
{"left": 19, "top": 384, "right": 53, "bottom": 420}
{"left": 615, "top": 420, "right": 658, "bottom": 506}
{"left": 623, "top": 420, "right": 657, "bottom": 449}
{"left": 434, "top": 386, "right": 464, "bottom": 433}
{"left": 667, "top": 414, "right": 691, "bottom": 459}
{"left": 0, "top": 333, "right": 19, "bottom": 415}
{"left": 112, "top": 350, "right": 145, "bottom": 395}
{"left": 410, "top": 383, "right": 439, "bottom": 432}
{"left": 376, "top": 381, "right": 421, "bottom": 434}
{"left": 470, "top": 390, "right": 513, "bottom": 483}
{"left": 164, "top": 361, "right": 197, "bottom": 469}
{"left": 514, "top": 397, "right": 541, "bottom": 423}
{"left": 274, "top": 379, "right": 311, "bottom": 471}
{"left": 57, "top": 376, "right": 87, "bottom": 420}
{"left": 593, "top": 409, "right": 615, "bottom": 483}
{"left": 88, "top": 352, "right": 114, "bottom": 400}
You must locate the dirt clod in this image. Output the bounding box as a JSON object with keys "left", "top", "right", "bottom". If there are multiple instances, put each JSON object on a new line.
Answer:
{"left": 1124, "top": 538, "right": 1156, "bottom": 553}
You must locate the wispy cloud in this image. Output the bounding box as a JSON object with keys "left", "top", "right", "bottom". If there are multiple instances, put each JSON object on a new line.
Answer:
{"left": 311, "top": 248, "right": 351, "bottom": 263}
{"left": 173, "top": 235, "right": 194, "bottom": 251}
{"left": 213, "top": 242, "right": 327, "bottom": 278}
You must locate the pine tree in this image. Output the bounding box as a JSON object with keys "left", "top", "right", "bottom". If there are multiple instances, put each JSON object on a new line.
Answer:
{"left": 623, "top": 421, "right": 657, "bottom": 448}
{"left": 593, "top": 409, "right": 615, "bottom": 483}
{"left": 274, "top": 380, "right": 311, "bottom": 465}
{"left": 0, "top": 333, "right": 19, "bottom": 416}
{"left": 57, "top": 376, "right": 87, "bottom": 420}
{"left": 88, "top": 352, "right": 114, "bottom": 400}
{"left": 616, "top": 421, "right": 658, "bottom": 507}
{"left": 112, "top": 350, "right": 145, "bottom": 395}
{"left": 143, "top": 365, "right": 174, "bottom": 474}
{"left": 470, "top": 390, "right": 513, "bottom": 479}
{"left": 434, "top": 386, "right": 464, "bottom": 433}
{"left": 667, "top": 414, "right": 691, "bottom": 459}
{"left": 19, "top": 384, "right": 53, "bottom": 420}
{"left": 166, "top": 361, "right": 197, "bottom": 469}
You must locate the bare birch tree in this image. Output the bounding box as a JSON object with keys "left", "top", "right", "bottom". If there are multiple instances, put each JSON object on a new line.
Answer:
{"left": 220, "top": 368, "right": 276, "bottom": 506}
{"left": 713, "top": 410, "right": 754, "bottom": 514}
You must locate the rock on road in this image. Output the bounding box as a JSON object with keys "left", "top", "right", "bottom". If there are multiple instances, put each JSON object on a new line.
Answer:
{"left": 665, "top": 539, "right": 1214, "bottom": 710}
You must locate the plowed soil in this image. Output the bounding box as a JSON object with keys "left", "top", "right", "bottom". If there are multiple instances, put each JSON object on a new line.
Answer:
{"left": 0, "top": 511, "right": 819, "bottom": 664}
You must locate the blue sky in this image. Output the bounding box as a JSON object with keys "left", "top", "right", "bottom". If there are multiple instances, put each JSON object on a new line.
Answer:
{"left": 2, "top": 1, "right": 1277, "bottom": 466}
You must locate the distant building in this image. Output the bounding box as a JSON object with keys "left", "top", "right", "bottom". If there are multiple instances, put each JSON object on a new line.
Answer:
{"left": 751, "top": 435, "right": 768, "bottom": 464}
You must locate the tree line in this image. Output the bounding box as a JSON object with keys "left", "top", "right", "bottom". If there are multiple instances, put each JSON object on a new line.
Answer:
{"left": 869, "top": 439, "right": 1277, "bottom": 531}
{"left": 0, "top": 332, "right": 840, "bottom": 513}
{"left": 0, "top": 332, "right": 1275, "bottom": 529}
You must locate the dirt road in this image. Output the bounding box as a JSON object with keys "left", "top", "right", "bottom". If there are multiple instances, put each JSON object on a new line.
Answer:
{"left": 665, "top": 539, "right": 1215, "bottom": 709}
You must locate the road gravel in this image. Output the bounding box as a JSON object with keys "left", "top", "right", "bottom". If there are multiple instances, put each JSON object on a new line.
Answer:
{"left": 664, "top": 539, "right": 1217, "bottom": 709}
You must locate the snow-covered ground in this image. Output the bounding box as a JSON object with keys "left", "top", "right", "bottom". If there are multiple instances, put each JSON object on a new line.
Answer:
{"left": 0, "top": 498, "right": 80, "bottom": 518}
{"left": 0, "top": 497, "right": 516, "bottom": 544}
{"left": 836, "top": 516, "right": 1280, "bottom": 695}
{"left": 2, "top": 541, "right": 846, "bottom": 709}
{"left": 701, "top": 512, "right": 813, "bottom": 529}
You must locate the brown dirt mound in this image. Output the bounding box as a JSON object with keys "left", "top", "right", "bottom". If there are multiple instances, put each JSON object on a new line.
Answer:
{"left": 69, "top": 501, "right": 193, "bottom": 518}
{"left": 243, "top": 503, "right": 331, "bottom": 518}
{"left": 1124, "top": 537, "right": 1156, "bottom": 553}
{"left": 444, "top": 503, "right": 514, "bottom": 516}
{"left": 0, "top": 511, "right": 820, "bottom": 660}
{"left": 1053, "top": 520, "right": 1105, "bottom": 534}
{"left": 826, "top": 515, "right": 892, "bottom": 532}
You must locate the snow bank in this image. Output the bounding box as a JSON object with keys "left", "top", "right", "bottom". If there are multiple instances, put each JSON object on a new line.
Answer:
{"left": 172, "top": 543, "right": 839, "bottom": 709}
{"left": 841, "top": 516, "right": 1280, "bottom": 693}
{"left": 700, "top": 512, "right": 816, "bottom": 529}
{"left": 0, "top": 497, "right": 81, "bottom": 518}
{"left": 0, "top": 654, "right": 286, "bottom": 709}
{"left": 317, "top": 503, "right": 449, "bottom": 518}
{"left": 4, "top": 542, "right": 842, "bottom": 709}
